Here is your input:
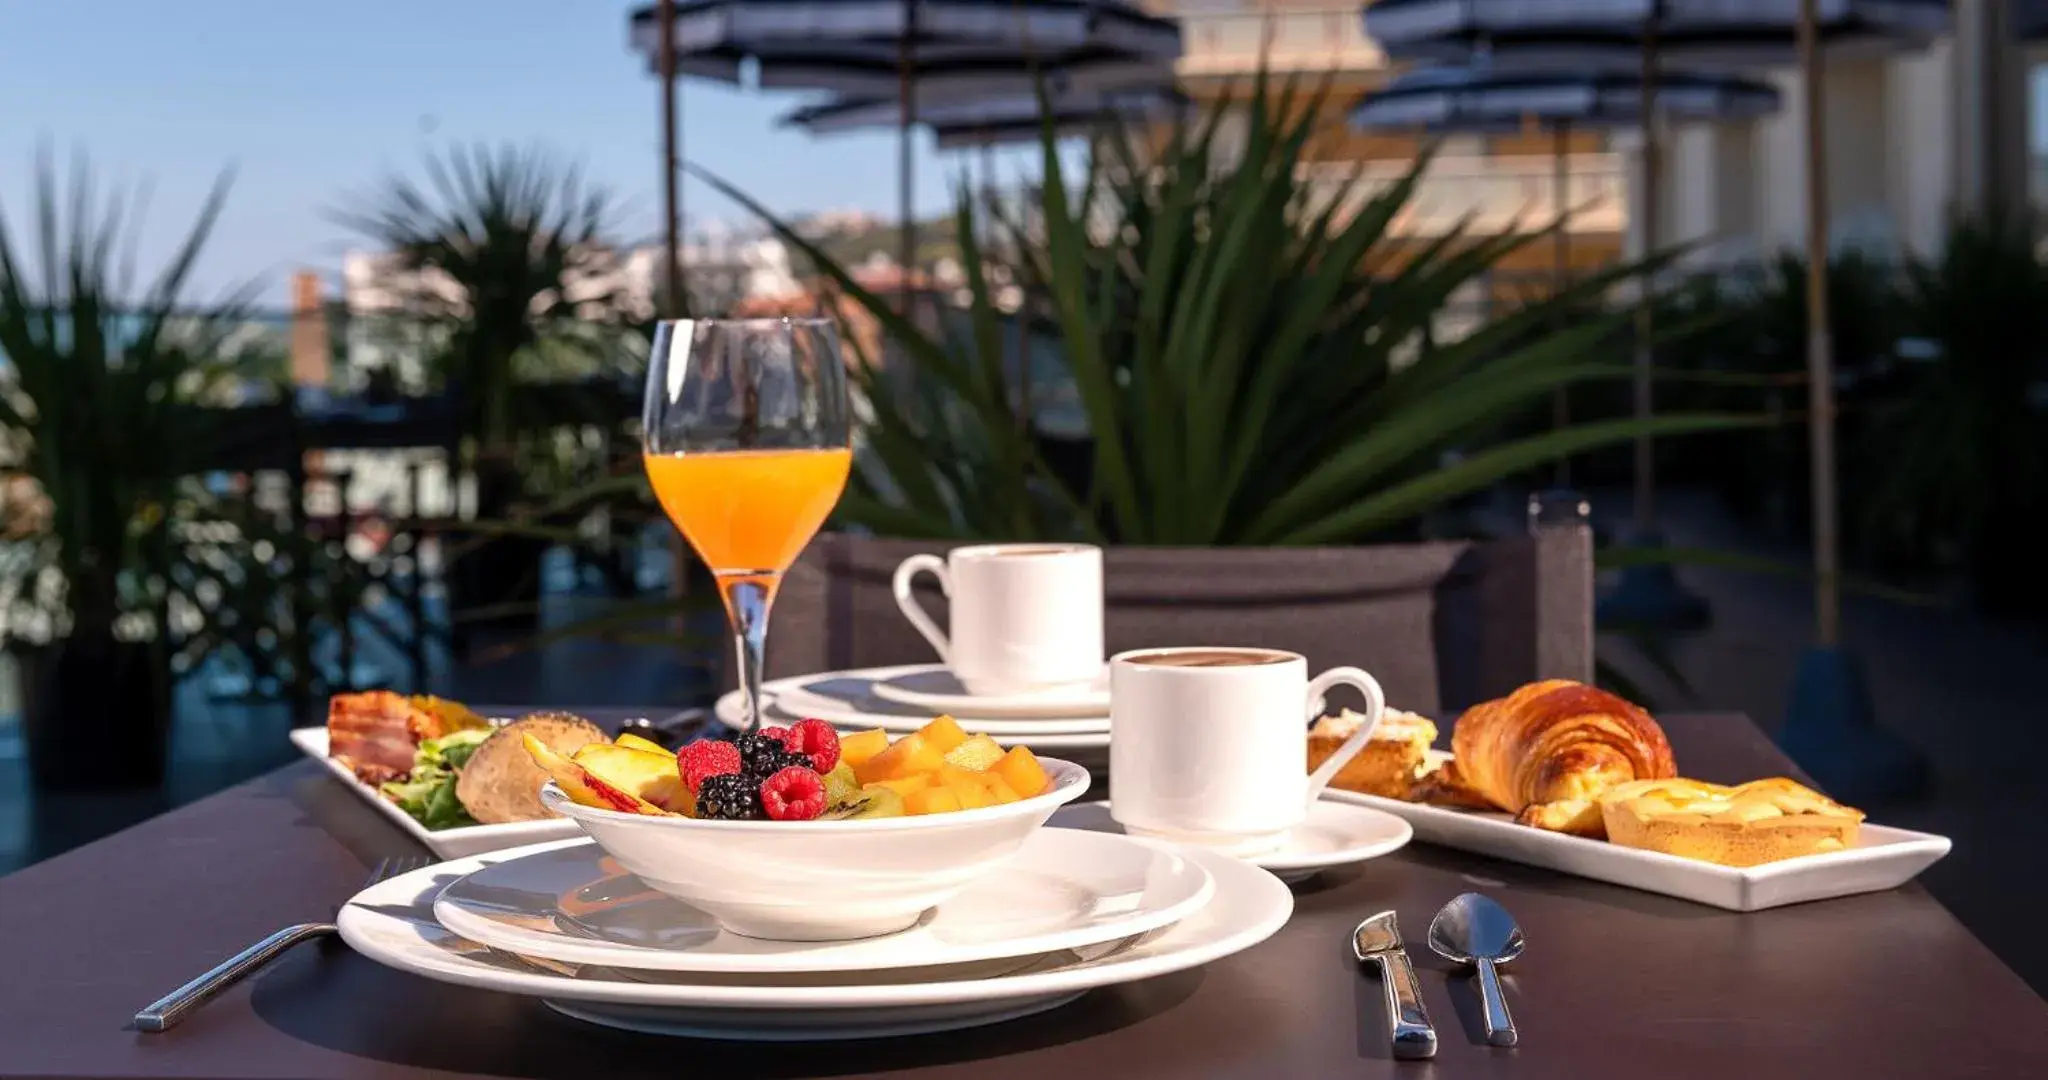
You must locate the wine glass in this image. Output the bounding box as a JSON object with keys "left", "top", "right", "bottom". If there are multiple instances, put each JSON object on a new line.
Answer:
{"left": 641, "top": 318, "right": 852, "bottom": 734}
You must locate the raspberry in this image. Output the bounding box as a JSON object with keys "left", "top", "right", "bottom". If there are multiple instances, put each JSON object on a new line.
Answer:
{"left": 758, "top": 725, "right": 789, "bottom": 742}
{"left": 678, "top": 739, "right": 741, "bottom": 794}
{"left": 760, "top": 766, "right": 828, "bottom": 821}
{"left": 780, "top": 718, "right": 841, "bottom": 773}
{"left": 695, "top": 773, "right": 763, "bottom": 820}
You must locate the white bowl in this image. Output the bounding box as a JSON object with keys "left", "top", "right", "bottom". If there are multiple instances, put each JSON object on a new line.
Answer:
{"left": 539, "top": 757, "right": 1092, "bottom": 942}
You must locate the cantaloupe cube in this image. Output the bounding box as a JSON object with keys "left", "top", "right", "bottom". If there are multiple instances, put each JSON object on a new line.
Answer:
{"left": 991, "top": 746, "right": 1049, "bottom": 798}
{"left": 867, "top": 775, "right": 930, "bottom": 800}
{"left": 854, "top": 731, "right": 944, "bottom": 783}
{"left": 916, "top": 715, "right": 969, "bottom": 754}
{"left": 943, "top": 734, "right": 1005, "bottom": 772}
{"left": 982, "top": 774, "right": 1021, "bottom": 804}
{"left": 905, "top": 786, "right": 963, "bottom": 815}
{"left": 936, "top": 765, "right": 997, "bottom": 810}
{"left": 839, "top": 728, "right": 890, "bottom": 771}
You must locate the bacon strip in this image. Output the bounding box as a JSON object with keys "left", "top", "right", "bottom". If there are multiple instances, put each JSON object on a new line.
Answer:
{"left": 328, "top": 691, "right": 432, "bottom": 785}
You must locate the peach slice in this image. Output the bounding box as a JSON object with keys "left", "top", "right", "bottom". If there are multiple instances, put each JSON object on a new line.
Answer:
{"left": 612, "top": 732, "right": 673, "bottom": 757}
{"left": 523, "top": 734, "right": 666, "bottom": 816}
{"left": 574, "top": 744, "right": 694, "bottom": 815}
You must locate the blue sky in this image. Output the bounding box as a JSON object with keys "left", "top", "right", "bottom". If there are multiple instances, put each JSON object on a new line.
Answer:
{"left": 0, "top": 1, "right": 1039, "bottom": 307}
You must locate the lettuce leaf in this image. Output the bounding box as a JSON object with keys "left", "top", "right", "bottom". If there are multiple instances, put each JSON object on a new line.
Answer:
{"left": 379, "top": 728, "right": 493, "bottom": 830}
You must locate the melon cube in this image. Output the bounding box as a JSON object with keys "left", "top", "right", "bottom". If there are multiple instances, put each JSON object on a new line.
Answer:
{"left": 867, "top": 775, "right": 930, "bottom": 800}
{"left": 854, "top": 731, "right": 943, "bottom": 784}
{"left": 937, "top": 765, "right": 1000, "bottom": 810}
{"left": 943, "top": 734, "right": 1005, "bottom": 772}
{"left": 991, "top": 746, "right": 1049, "bottom": 798}
{"left": 905, "top": 786, "right": 963, "bottom": 816}
{"left": 916, "top": 715, "right": 969, "bottom": 754}
{"left": 839, "top": 728, "right": 890, "bottom": 771}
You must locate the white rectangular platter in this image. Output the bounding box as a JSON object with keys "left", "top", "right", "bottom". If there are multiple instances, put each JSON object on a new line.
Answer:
{"left": 289, "top": 727, "right": 582, "bottom": 859}
{"left": 1323, "top": 787, "right": 1952, "bottom": 912}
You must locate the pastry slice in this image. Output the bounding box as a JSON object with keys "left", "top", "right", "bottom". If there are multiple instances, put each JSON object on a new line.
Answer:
{"left": 1307, "top": 708, "right": 1436, "bottom": 800}
{"left": 1598, "top": 777, "right": 1865, "bottom": 867}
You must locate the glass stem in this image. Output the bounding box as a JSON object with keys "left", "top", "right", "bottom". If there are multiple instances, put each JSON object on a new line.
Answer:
{"left": 719, "top": 574, "right": 776, "bottom": 734}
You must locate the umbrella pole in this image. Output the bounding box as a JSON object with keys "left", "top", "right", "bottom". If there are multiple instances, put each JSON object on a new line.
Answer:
{"left": 1798, "top": 0, "right": 1838, "bottom": 647}
{"left": 899, "top": 0, "right": 918, "bottom": 316}
{"left": 1777, "top": 0, "right": 1926, "bottom": 805}
{"left": 1597, "top": 18, "right": 1708, "bottom": 630}
{"left": 1552, "top": 121, "right": 1572, "bottom": 488}
{"left": 1633, "top": 21, "right": 1660, "bottom": 534}
{"left": 658, "top": 0, "right": 683, "bottom": 317}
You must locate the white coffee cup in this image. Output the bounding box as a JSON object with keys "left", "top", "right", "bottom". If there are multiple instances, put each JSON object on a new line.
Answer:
{"left": 891, "top": 544, "right": 1104, "bottom": 697}
{"left": 1109, "top": 647, "right": 1386, "bottom": 856}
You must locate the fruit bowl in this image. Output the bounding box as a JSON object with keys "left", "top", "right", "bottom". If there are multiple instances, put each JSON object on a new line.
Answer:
{"left": 538, "top": 756, "right": 1092, "bottom": 941}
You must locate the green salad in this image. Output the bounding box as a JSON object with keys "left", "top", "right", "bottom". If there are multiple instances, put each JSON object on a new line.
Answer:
{"left": 379, "top": 728, "right": 493, "bottom": 830}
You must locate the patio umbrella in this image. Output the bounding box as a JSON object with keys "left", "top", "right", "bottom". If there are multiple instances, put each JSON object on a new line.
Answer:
{"left": 1367, "top": 1, "right": 1956, "bottom": 802}
{"left": 1363, "top": 0, "right": 1946, "bottom": 642}
{"left": 628, "top": 1, "right": 1181, "bottom": 308}
{"left": 1351, "top": 63, "right": 1782, "bottom": 486}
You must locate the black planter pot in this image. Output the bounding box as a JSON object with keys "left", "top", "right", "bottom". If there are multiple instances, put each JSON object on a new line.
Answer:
{"left": 16, "top": 634, "right": 171, "bottom": 792}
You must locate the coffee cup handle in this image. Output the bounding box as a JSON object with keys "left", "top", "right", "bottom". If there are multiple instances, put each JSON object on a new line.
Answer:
{"left": 891, "top": 555, "right": 952, "bottom": 664}
{"left": 1302, "top": 667, "right": 1386, "bottom": 809}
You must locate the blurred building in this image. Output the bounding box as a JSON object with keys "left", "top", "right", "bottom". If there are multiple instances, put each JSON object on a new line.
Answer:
{"left": 1144, "top": 1, "right": 1626, "bottom": 327}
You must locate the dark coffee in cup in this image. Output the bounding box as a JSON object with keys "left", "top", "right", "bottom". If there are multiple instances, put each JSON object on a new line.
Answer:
{"left": 1125, "top": 649, "right": 1292, "bottom": 668}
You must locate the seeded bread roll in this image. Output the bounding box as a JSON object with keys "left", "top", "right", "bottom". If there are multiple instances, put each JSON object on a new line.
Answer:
{"left": 455, "top": 713, "right": 608, "bottom": 824}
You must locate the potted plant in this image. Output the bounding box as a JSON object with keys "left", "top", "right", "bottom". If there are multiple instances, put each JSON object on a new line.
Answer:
{"left": 333, "top": 144, "right": 634, "bottom": 646}
{"left": 0, "top": 156, "right": 271, "bottom": 789}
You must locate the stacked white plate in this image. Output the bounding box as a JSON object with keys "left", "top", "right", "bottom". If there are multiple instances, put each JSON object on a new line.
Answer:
{"left": 712, "top": 664, "right": 1114, "bottom": 754}
{"left": 338, "top": 814, "right": 1296, "bottom": 1041}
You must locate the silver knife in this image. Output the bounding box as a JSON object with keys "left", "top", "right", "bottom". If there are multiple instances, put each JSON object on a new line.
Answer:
{"left": 1353, "top": 911, "right": 1438, "bottom": 1060}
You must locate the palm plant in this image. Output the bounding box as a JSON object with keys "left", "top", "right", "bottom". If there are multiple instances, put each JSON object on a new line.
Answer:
{"left": 332, "top": 143, "right": 635, "bottom": 453}
{"left": 0, "top": 152, "right": 325, "bottom": 787}
{"left": 335, "top": 144, "right": 641, "bottom": 633}
{"left": 702, "top": 78, "right": 1762, "bottom": 545}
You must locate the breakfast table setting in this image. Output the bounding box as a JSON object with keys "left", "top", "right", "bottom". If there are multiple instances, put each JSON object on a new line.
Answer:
{"left": 3, "top": 317, "right": 2044, "bottom": 1079}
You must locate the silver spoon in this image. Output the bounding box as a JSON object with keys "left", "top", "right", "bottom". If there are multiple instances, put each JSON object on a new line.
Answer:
{"left": 1428, "top": 893, "right": 1524, "bottom": 1047}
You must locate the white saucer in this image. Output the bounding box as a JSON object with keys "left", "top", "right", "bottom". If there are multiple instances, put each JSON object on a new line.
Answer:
{"left": 337, "top": 835, "right": 1293, "bottom": 1041}
{"left": 867, "top": 665, "right": 1111, "bottom": 719}
{"left": 1057, "top": 800, "right": 1414, "bottom": 884}
{"left": 432, "top": 829, "right": 1214, "bottom": 974}
{"left": 713, "top": 681, "right": 1111, "bottom": 750}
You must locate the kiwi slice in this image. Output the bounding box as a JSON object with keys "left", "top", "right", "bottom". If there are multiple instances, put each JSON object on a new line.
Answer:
{"left": 821, "top": 786, "right": 906, "bottom": 820}
{"left": 821, "top": 762, "right": 861, "bottom": 808}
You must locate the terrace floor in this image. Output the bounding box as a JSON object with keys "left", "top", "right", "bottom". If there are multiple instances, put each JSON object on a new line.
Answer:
{"left": 2, "top": 492, "right": 2042, "bottom": 996}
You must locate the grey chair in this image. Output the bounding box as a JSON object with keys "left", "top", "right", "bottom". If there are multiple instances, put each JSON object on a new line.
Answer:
{"left": 738, "top": 525, "right": 1594, "bottom": 717}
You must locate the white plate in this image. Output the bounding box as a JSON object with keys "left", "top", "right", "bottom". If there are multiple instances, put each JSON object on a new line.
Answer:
{"left": 337, "top": 828, "right": 1293, "bottom": 1041}
{"left": 867, "top": 665, "right": 1111, "bottom": 719}
{"left": 432, "top": 827, "right": 1214, "bottom": 974}
{"left": 1324, "top": 772, "right": 1953, "bottom": 911}
{"left": 289, "top": 728, "right": 580, "bottom": 859}
{"left": 714, "top": 683, "right": 1111, "bottom": 750}
{"left": 730, "top": 665, "right": 1111, "bottom": 734}
{"left": 1057, "top": 800, "right": 1414, "bottom": 884}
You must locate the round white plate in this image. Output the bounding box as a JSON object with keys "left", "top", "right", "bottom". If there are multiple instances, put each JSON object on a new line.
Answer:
{"left": 433, "top": 828, "right": 1214, "bottom": 975}
{"left": 336, "top": 831, "right": 1292, "bottom": 1041}
{"left": 713, "top": 683, "right": 1111, "bottom": 750}
{"left": 728, "top": 666, "right": 1111, "bottom": 734}
{"left": 1057, "top": 800, "right": 1414, "bottom": 884}
{"left": 867, "top": 665, "right": 1111, "bottom": 719}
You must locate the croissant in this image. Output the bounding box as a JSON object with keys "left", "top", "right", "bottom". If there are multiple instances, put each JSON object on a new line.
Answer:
{"left": 1450, "top": 680, "right": 1676, "bottom": 837}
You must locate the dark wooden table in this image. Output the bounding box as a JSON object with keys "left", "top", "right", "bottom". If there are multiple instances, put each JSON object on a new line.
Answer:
{"left": 2, "top": 713, "right": 2043, "bottom": 1079}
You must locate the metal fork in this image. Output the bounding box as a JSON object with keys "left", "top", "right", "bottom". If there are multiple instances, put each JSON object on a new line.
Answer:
{"left": 135, "top": 854, "right": 433, "bottom": 1033}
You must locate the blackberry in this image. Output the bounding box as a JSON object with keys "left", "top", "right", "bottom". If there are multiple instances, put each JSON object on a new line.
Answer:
{"left": 694, "top": 773, "right": 764, "bottom": 820}
{"left": 736, "top": 732, "right": 806, "bottom": 778}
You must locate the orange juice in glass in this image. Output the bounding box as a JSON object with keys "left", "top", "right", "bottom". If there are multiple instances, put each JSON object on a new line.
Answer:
{"left": 640, "top": 319, "right": 852, "bottom": 733}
